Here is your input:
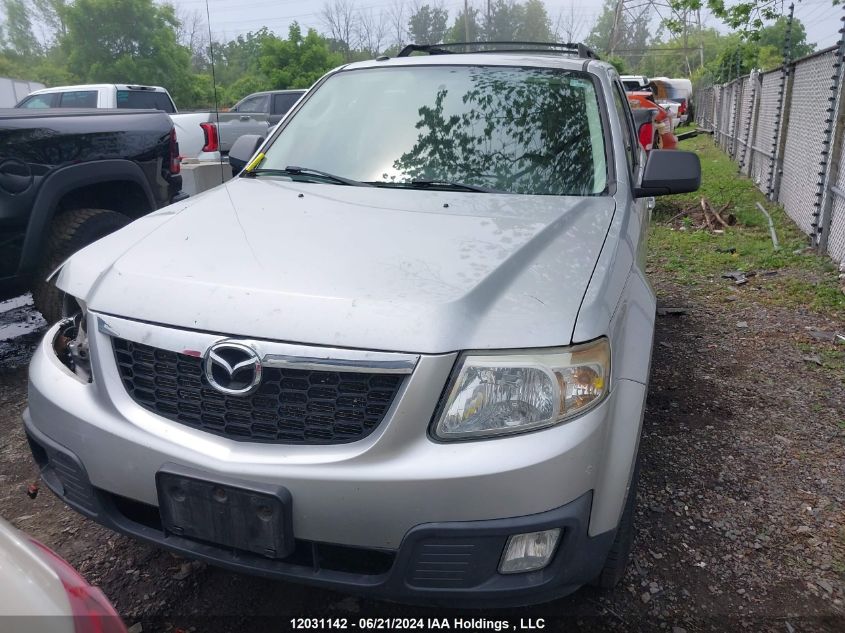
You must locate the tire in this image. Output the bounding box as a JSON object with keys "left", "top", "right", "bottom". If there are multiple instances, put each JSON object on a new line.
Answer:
{"left": 591, "top": 457, "right": 641, "bottom": 589}
{"left": 32, "top": 208, "right": 130, "bottom": 323}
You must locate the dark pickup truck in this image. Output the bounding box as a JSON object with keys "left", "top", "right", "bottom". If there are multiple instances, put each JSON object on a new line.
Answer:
{"left": 0, "top": 108, "right": 184, "bottom": 321}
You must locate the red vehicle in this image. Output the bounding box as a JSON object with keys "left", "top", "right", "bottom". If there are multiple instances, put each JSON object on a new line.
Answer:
{"left": 626, "top": 91, "right": 678, "bottom": 150}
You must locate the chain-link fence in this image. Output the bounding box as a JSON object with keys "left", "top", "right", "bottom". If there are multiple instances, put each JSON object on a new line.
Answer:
{"left": 695, "top": 42, "right": 845, "bottom": 265}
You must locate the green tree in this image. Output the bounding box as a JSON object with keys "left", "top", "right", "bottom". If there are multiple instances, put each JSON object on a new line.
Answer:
{"left": 585, "top": 0, "right": 652, "bottom": 68}
{"left": 183, "top": 72, "right": 216, "bottom": 109}
{"left": 445, "top": 6, "right": 482, "bottom": 43}
{"left": 639, "top": 27, "right": 724, "bottom": 77}
{"left": 408, "top": 4, "right": 448, "bottom": 44}
{"left": 606, "top": 56, "right": 626, "bottom": 74}
{"left": 669, "top": 0, "right": 835, "bottom": 38}
{"left": 636, "top": 15, "right": 815, "bottom": 79}
{"left": 0, "top": 0, "right": 41, "bottom": 58}
{"left": 259, "top": 23, "right": 343, "bottom": 91}
{"left": 482, "top": 0, "right": 523, "bottom": 41}
{"left": 698, "top": 17, "right": 816, "bottom": 82}
{"left": 516, "top": 0, "right": 552, "bottom": 41}
{"left": 214, "top": 28, "right": 277, "bottom": 90}
{"left": 757, "top": 16, "right": 815, "bottom": 61}
{"left": 708, "top": 36, "right": 758, "bottom": 82}
{"left": 61, "top": 0, "right": 195, "bottom": 105}
{"left": 444, "top": 1, "right": 553, "bottom": 45}
{"left": 32, "top": 0, "right": 68, "bottom": 43}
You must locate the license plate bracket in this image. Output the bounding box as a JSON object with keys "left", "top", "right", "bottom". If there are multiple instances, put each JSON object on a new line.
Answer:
{"left": 156, "top": 464, "right": 293, "bottom": 559}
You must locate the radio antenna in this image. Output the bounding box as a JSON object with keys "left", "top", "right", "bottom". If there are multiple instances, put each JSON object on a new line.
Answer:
{"left": 205, "top": 0, "right": 224, "bottom": 184}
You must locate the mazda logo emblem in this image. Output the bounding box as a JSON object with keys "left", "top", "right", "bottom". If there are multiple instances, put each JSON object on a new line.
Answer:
{"left": 203, "top": 341, "right": 262, "bottom": 396}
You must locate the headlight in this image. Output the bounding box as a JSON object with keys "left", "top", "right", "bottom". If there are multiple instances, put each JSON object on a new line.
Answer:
{"left": 433, "top": 338, "right": 610, "bottom": 440}
{"left": 53, "top": 295, "right": 92, "bottom": 383}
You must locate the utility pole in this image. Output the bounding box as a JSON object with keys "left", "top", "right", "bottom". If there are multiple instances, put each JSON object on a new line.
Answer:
{"left": 608, "top": 0, "right": 623, "bottom": 57}
{"left": 697, "top": 8, "right": 704, "bottom": 69}
{"left": 682, "top": 8, "right": 691, "bottom": 76}
{"left": 487, "top": 0, "right": 492, "bottom": 38}
{"left": 465, "top": 0, "right": 470, "bottom": 41}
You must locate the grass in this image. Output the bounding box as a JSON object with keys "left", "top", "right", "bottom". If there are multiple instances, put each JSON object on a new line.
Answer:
{"left": 648, "top": 134, "right": 845, "bottom": 316}
{"left": 797, "top": 343, "right": 845, "bottom": 372}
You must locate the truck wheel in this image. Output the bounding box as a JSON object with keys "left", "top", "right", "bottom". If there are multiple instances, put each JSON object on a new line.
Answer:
{"left": 591, "top": 457, "right": 641, "bottom": 589}
{"left": 32, "top": 208, "right": 130, "bottom": 323}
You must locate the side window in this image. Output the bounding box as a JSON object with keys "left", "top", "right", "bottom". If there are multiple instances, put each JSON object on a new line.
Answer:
{"left": 236, "top": 95, "right": 269, "bottom": 113}
{"left": 17, "top": 93, "right": 56, "bottom": 108}
{"left": 612, "top": 82, "right": 637, "bottom": 175}
{"left": 58, "top": 91, "right": 98, "bottom": 108}
{"left": 272, "top": 93, "right": 300, "bottom": 115}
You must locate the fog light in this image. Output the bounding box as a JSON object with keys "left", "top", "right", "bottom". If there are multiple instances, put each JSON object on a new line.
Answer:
{"left": 499, "top": 529, "right": 561, "bottom": 574}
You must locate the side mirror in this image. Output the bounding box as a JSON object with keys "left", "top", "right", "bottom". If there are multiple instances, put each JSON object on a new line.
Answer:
{"left": 634, "top": 149, "right": 701, "bottom": 197}
{"left": 229, "top": 134, "right": 265, "bottom": 177}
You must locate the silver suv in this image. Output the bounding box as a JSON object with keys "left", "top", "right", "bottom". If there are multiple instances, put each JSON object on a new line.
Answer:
{"left": 24, "top": 43, "right": 700, "bottom": 606}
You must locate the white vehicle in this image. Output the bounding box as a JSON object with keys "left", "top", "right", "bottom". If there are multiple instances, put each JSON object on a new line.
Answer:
{"left": 15, "top": 84, "right": 270, "bottom": 161}
{"left": 0, "top": 517, "right": 126, "bottom": 632}
{"left": 657, "top": 100, "right": 682, "bottom": 130}
{"left": 651, "top": 78, "right": 692, "bottom": 123}
{"left": 620, "top": 75, "right": 650, "bottom": 92}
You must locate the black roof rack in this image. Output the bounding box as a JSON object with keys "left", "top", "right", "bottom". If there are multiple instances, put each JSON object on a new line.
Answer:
{"left": 396, "top": 41, "right": 600, "bottom": 60}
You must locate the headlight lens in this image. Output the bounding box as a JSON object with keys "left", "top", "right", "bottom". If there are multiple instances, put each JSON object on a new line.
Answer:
{"left": 433, "top": 338, "right": 610, "bottom": 440}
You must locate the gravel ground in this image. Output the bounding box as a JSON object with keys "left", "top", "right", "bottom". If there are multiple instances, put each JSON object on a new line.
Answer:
{"left": 1, "top": 267, "right": 843, "bottom": 632}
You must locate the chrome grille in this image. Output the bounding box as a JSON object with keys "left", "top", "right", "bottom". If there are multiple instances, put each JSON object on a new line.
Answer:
{"left": 112, "top": 338, "right": 404, "bottom": 444}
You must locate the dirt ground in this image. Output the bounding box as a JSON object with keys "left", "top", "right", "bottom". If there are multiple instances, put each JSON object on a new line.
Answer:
{"left": 1, "top": 267, "right": 843, "bottom": 632}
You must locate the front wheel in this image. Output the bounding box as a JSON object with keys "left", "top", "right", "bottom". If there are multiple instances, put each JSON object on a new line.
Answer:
{"left": 32, "top": 208, "right": 130, "bottom": 323}
{"left": 590, "top": 457, "right": 641, "bottom": 589}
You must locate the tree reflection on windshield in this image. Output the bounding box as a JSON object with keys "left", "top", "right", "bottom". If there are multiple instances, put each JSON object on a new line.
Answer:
{"left": 261, "top": 65, "right": 606, "bottom": 196}
{"left": 391, "top": 68, "right": 605, "bottom": 196}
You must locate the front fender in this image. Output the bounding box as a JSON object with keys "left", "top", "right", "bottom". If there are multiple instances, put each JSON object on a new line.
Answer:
{"left": 18, "top": 160, "right": 158, "bottom": 277}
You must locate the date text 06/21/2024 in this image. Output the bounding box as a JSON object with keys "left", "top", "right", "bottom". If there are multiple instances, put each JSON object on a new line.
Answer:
{"left": 289, "top": 618, "right": 548, "bottom": 630}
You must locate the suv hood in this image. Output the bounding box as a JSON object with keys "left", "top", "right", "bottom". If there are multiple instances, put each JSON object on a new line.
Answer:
{"left": 57, "top": 178, "right": 615, "bottom": 353}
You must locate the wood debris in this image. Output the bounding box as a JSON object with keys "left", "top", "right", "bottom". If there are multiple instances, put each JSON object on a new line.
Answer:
{"left": 666, "top": 197, "right": 736, "bottom": 232}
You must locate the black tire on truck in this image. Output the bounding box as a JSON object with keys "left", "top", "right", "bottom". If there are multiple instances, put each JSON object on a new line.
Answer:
{"left": 32, "top": 208, "right": 130, "bottom": 323}
{"left": 591, "top": 457, "right": 641, "bottom": 589}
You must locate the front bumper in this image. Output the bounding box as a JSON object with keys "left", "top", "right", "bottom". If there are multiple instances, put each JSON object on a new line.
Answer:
{"left": 25, "top": 317, "right": 646, "bottom": 603}
{"left": 24, "top": 417, "right": 612, "bottom": 607}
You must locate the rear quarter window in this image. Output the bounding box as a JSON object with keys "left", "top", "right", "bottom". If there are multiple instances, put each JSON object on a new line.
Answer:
{"left": 116, "top": 90, "right": 175, "bottom": 113}
{"left": 272, "top": 93, "right": 301, "bottom": 116}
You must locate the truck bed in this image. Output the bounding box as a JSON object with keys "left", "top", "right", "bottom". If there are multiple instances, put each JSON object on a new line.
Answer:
{"left": 0, "top": 108, "right": 163, "bottom": 119}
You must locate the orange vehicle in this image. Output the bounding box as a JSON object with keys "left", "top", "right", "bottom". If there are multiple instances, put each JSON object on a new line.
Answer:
{"left": 626, "top": 91, "right": 678, "bottom": 150}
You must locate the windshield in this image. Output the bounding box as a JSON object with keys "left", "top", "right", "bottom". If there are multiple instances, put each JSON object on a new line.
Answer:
{"left": 259, "top": 65, "right": 607, "bottom": 196}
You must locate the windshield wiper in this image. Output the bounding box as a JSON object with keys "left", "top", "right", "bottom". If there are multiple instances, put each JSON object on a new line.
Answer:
{"left": 369, "top": 179, "right": 496, "bottom": 193}
{"left": 246, "top": 166, "right": 369, "bottom": 187}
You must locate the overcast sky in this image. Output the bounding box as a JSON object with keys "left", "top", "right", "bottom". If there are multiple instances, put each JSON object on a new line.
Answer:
{"left": 168, "top": 0, "right": 840, "bottom": 52}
